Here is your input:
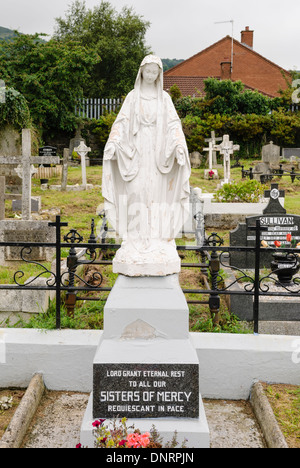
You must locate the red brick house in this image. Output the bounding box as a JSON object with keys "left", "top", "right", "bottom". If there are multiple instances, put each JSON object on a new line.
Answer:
{"left": 164, "top": 27, "right": 291, "bottom": 98}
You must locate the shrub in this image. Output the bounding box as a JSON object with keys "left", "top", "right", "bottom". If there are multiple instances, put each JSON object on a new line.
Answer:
{"left": 214, "top": 180, "right": 267, "bottom": 203}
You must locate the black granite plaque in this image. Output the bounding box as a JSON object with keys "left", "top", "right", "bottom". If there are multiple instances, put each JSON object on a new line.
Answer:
{"left": 93, "top": 363, "right": 199, "bottom": 419}
{"left": 39, "top": 146, "right": 57, "bottom": 157}
{"left": 230, "top": 184, "right": 300, "bottom": 269}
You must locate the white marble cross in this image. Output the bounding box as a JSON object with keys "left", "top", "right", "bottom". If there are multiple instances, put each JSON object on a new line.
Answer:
{"left": 74, "top": 141, "right": 91, "bottom": 189}
{"left": 214, "top": 135, "right": 240, "bottom": 184}
{"left": 0, "top": 129, "right": 60, "bottom": 220}
{"left": 203, "top": 141, "right": 214, "bottom": 171}
{"left": 204, "top": 131, "right": 222, "bottom": 168}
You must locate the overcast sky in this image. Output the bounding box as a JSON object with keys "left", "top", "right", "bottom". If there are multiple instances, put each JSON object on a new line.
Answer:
{"left": 1, "top": 0, "right": 299, "bottom": 70}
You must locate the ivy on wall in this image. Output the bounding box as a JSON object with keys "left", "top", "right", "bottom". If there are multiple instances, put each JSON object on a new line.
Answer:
{"left": 0, "top": 87, "right": 32, "bottom": 130}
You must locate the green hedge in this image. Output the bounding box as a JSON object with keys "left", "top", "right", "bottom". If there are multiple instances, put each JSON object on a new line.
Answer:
{"left": 181, "top": 111, "right": 300, "bottom": 157}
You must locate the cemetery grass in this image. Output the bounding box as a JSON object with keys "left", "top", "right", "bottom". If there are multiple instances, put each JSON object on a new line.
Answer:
{"left": 263, "top": 383, "right": 300, "bottom": 448}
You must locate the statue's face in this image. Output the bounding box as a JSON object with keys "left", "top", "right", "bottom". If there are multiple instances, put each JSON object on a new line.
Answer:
{"left": 141, "top": 63, "right": 160, "bottom": 85}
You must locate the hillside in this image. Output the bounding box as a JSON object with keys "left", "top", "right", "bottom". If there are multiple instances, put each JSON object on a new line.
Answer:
{"left": 0, "top": 26, "right": 17, "bottom": 41}
{"left": 162, "top": 58, "right": 184, "bottom": 72}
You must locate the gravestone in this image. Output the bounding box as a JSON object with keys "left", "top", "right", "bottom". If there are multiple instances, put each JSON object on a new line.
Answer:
{"left": 203, "top": 142, "right": 219, "bottom": 179}
{"left": 0, "top": 130, "right": 59, "bottom": 265}
{"left": 69, "top": 125, "right": 85, "bottom": 157}
{"left": 182, "top": 188, "right": 205, "bottom": 244}
{"left": 81, "top": 275, "right": 209, "bottom": 447}
{"left": 61, "top": 148, "right": 69, "bottom": 191}
{"left": 0, "top": 125, "right": 22, "bottom": 194}
{"left": 39, "top": 146, "right": 57, "bottom": 157}
{"left": 214, "top": 135, "right": 240, "bottom": 185}
{"left": 0, "top": 130, "right": 60, "bottom": 220}
{"left": 203, "top": 142, "right": 214, "bottom": 171}
{"left": 12, "top": 196, "right": 41, "bottom": 213}
{"left": 262, "top": 141, "right": 280, "bottom": 166}
{"left": 74, "top": 141, "right": 91, "bottom": 189}
{"left": 0, "top": 219, "right": 56, "bottom": 265}
{"left": 252, "top": 162, "right": 272, "bottom": 182}
{"left": 204, "top": 131, "right": 222, "bottom": 167}
{"left": 282, "top": 148, "right": 300, "bottom": 160}
{"left": 189, "top": 151, "right": 202, "bottom": 168}
{"left": 230, "top": 184, "right": 300, "bottom": 269}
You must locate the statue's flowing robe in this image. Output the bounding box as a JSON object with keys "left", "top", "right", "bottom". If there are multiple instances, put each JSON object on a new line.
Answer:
{"left": 102, "top": 89, "right": 191, "bottom": 248}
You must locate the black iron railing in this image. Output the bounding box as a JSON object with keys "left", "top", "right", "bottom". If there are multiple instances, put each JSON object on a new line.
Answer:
{"left": 1, "top": 216, "right": 300, "bottom": 333}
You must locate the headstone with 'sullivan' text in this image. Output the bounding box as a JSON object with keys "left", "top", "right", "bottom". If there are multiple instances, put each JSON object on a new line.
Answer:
{"left": 230, "top": 184, "right": 300, "bottom": 269}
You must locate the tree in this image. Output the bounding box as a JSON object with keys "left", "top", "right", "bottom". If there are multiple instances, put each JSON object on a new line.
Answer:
{"left": 204, "top": 78, "right": 272, "bottom": 115}
{"left": 0, "top": 33, "right": 99, "bottom": 135}
{"left": 162, "top": 58, "right": 184, "bottom": 72}
{"left": 53, "top": 0, "right": 151, "bottom": 97}
{"left": 169, "top": 84, "right": 182, "bottom": 102}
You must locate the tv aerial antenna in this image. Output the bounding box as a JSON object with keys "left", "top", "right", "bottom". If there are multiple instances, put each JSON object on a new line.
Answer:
{"left": 214, "top": 19, "right": 234, "bottom": 73}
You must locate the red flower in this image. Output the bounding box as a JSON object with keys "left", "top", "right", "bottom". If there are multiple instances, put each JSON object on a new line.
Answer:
{"left": 274, "top": 241, "right": 281, "bottom": 248}
{"left": 92, "top": 419, "right": 106, "bottom": 428}
{"left": 76, "top": 443, "right": 82, "bottom": 448}
{"left": 119, "top": 440, "right": 127, "bottom": 447}
{"left": 209, "top": 170, "right": 215, "bottom": 178}
{"left": 286, "top": 233, "right": 292, "bottom": 242}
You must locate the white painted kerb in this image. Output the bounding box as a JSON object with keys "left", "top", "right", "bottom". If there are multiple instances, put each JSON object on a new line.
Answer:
{"left": 0, "top": 329, "right": 299, "bottom": 399}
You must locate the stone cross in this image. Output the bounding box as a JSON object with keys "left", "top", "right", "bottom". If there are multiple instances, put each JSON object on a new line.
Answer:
{"left": 214, "top": 135, "right": 240, "bottom": 184}
{"left": 204, "top": 131, "right": 222, "bottom": 167}
{"left": 0, "top": 129, "right": 60, "bottom": 220}
{"left": 203, "top": 141, "right": 214, "bottom": 171}
{"left": 74, "top": 141, "right": 91, "bottom": 189}
{"left": 61, "top": 148, "right": 69, "bottom": 191}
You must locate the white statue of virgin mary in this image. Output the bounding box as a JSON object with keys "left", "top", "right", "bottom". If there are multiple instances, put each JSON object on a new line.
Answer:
{"left": 102, "top": 55, "right": 191, "bottom": 276}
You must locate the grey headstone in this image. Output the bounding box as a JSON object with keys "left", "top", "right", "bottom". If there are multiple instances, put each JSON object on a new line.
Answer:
{"left": 262, "top": 141, "right": 280, "bottom": 166}
{"left": 0, "top": 125, "right": 22, "bottom": 194}
{"left": 182, "top": 188, "right": 204, "bottom": 244}
{"left": 253, "top": 162, "right": 271, "bottom": 181}
{"left": 12, "top": 196, "right": 41, "bottom": 213}
{"left": 282, "top": 148, "right": 300, "bottom": 160}
{"left": 0, "top": 220, "right": 56, "bottom": 264}
{"left": 189, "top": 152, "right": 202, "bottom": 169}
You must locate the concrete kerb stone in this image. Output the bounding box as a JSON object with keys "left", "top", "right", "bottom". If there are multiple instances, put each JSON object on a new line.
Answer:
{"left": 0, "top": 374, "right": 292, "bottom": 449}
{"left": 0, "top": 373, "right": 45, "bottom": 449}
{"left": 250, "top": 381, "right": 289, "bottom": 449}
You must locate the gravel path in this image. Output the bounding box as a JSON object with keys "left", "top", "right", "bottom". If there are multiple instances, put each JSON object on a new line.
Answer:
{"left": 21, "top": 391, "right": 266, "bottom": 449}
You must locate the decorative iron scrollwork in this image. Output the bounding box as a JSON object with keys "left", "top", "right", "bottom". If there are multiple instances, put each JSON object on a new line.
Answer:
{"left": 60, "top": 270, "right": 103, "bottom": 289}
{"left": 14, "top": 246, "right": 57, "bottom": 287}
{"left": 64, "top": 229, "right": 83, "bottom": 245}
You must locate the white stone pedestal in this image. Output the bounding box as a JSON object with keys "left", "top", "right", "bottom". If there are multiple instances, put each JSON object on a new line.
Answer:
{"left": 80, "top": 274, "right": 210, "bottom": 448}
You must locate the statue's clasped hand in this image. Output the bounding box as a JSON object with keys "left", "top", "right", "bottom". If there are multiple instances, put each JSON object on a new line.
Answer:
{"left": 104, "top": 143, "right": 116, "bottom": 160}
{"left": 176, "top": 146, "right": 185, "bottom": 166}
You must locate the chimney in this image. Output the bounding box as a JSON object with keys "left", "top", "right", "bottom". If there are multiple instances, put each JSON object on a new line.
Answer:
{"left": 241, "top": 26, "right": 254, "bottom": 49}
{"left": 221, "top": 62, "right": 232, "bottom": 80}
